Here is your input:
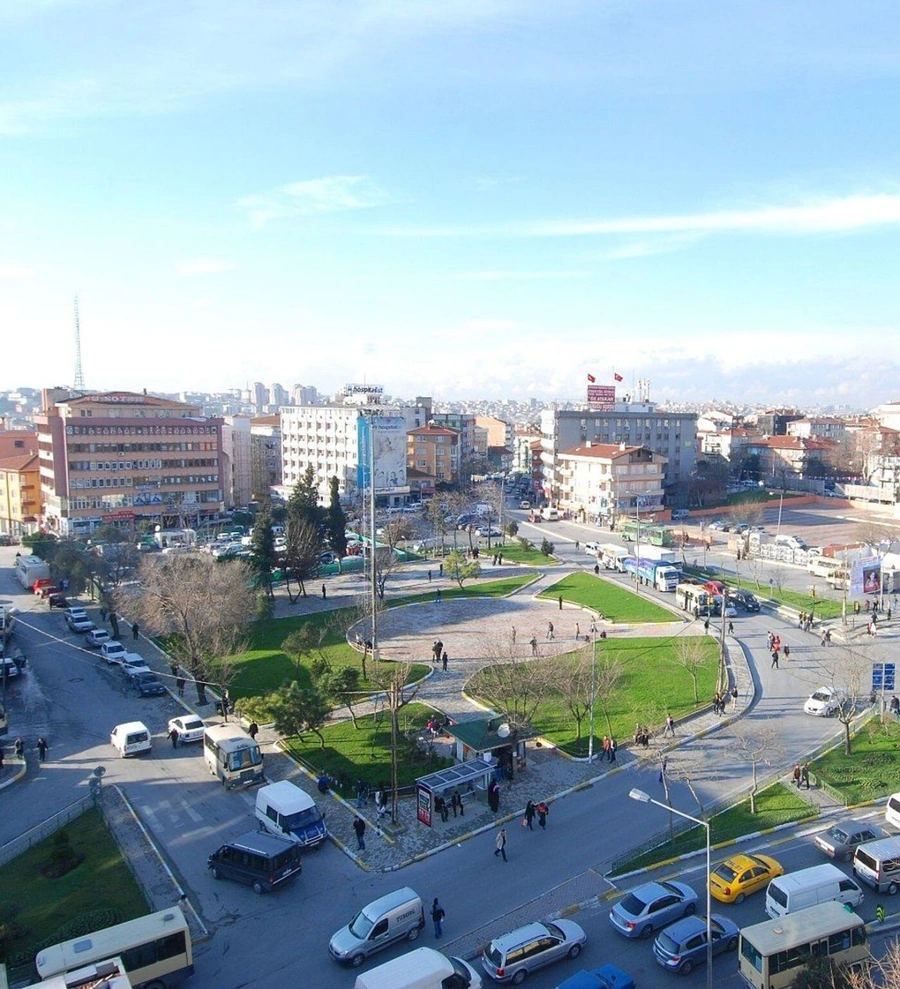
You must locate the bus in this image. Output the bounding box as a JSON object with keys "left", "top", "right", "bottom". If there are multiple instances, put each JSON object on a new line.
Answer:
{"left": 619, "top": 520, "right": 674, "bottom": 547}
{"left": 35, "top": 905, "right": 193, "bottom": 988}
{"left": 808, "top": 556, "right": 846, "bottom": 578}
{"left": 203, "top": 724, "right": 264, "bottom": 789}
{"left": 14, "top": 554, "right": 51, "bottom": 590}
{"left": 738, "top": 902, "right": 869, "bottom": 989}
{"left": 675, "top": 583, "right": 715, "bottom": 616}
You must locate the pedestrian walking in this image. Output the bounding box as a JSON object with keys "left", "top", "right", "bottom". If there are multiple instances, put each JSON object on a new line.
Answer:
{"left": 766, "top": 631, "right": 774, "bottom": 651}
{"left": 890, "top": 695, "right": 900, "bottom": 720}
{"left": 609, "top": 737, "right": 617, "bottom": 762}
{"left": 529, "top": 636, "right": 538, "bottom": 656}
{"left": 511, "top": 626, "right": 517, "bottom": 645}
{"left": 594, "top": 563, "right": 600, "bottom": 575}
{"left": 494, "top": 828, "right": 508, "bottom": 861}
{"left": 168, "top": 727, "right": 179, "bottom": 748}
{"left": 427, "top": 570, "right": 432, "bottom": 582}
{"left": 176, "top": 677, "right": 185, "bottom": 697}
{"left": 771, "top": 650, "right": 779, "bottom": 668}
{"left": 665, "top": 714, "right": 675, "bottom": 736}
{"left": 703, "top": 617, "right": 710, "bottom": 634}
{"left": 731, "top": 685, "right": 739, "bottom": 710}
{"left": 536, "top": 801, "right": 549, "bottom": 829}
{"left": 558, "top": 595, "right": 563, "bottom": 611}
{"left": 132, "top": 621, "right": 140, "bottom": 640}
{"left": 322, "top": 584, "right": 327, "bottom": 599}
{"left": 353, "top": 816, "right": 366, "bottom": 850}
{"left": 801, "top": 764, "right": 810, "bottom": 789}
{"left": 451, "top": 789, "right": 464, "bottom": 817}
{"left": 435, "top": 793, "right": 449, "bottom": 822}
{"left": 441, "top": 651, "right": 448, "bottom": 672}
{"left": 433, "top": 640, "right": 443, "bottom": 663}
{"left": 602, "top": 735, "right": 610, "bottom": 760}
{"left": 374, "top": 788, "right": 387, "bottom": 818}
{"left": 170, "top": 661, "right": 179, "bottom": 678}
{"left": 248, "top": 721, "right": 259, "bottom": 740}
{"left": 36, "top": 737, "right": 48, "bottom": 762}
{"left": 431, "top": 898, "right": 445, "bottom": 938}
{"left": 783, "top": 644, "right": 790, "bottom": 661}
{"left": 575, "top": 622, "right": 580, "bottom": 641}
{"left": 524, "top": 799, "right": 536, "bottom": 830}
{"left": 434, "top": 589, "right": 442, "bottom": 603}
{"left": 14, "top": 736, "right": 24, "bottom": 759}
{"left": 728, "top": 620, "right": 734, "bottom": 635}
{"left": 355, "top": 779, "right": 368, "bottom": 808}
{"left": 439, "top": 563, "right": 443, "bottom": 577}
{"left": 488, "top": 780, "right": 501, "bottom": 813}
{"left": 547, "top": 621, "right": 554, "bottom": 640}
{"left": 792, "top": 764, "right": 801, "bottom": 787}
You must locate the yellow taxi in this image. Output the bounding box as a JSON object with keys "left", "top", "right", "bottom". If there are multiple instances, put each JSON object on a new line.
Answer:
{"left": 709, "top": 853, "right": 783, "bottom": 904}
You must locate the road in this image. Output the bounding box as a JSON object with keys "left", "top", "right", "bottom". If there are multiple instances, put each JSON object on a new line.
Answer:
{"left": 0, "top": 504, "right": 895, "bottom": 989}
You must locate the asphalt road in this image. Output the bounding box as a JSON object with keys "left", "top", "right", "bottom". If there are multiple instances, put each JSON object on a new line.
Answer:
{"left": 1, "top": 505, "right": 895, "bottom": 989}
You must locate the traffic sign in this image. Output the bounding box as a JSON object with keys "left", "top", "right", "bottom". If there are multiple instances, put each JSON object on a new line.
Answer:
{"left": 872, "top": 663, "right": 896, "bottom": 692}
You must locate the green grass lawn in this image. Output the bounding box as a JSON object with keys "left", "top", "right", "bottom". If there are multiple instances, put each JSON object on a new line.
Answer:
{"left": 284, "top": 701, "right": 452, "bottom": 791}
{"left": 493, "top": 541, "right": 558, "bottom": 566}
{"left": 468, "top": 634, "right": 720, "bottom": 755}
{"left": 611, "top": 783, "right": 817, "bottom": 875}
{"left": 538, "top": 571, "right": 675, "bottom": 623}
{"left": 810, "top": 719, "right": 900, "bottom": 804}
{"left": 392, "top": 573, "right": 537, "bottom": 607}
{"left": 228, "top": 610, "right": 429, "bottom": 699}
{"left": 0, "top": 808, "right": 148, "bottom": 975}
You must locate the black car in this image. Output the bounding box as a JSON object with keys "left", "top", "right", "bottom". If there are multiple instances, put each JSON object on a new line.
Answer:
{"left": 730, "top": 590, "right": 760, "bottom": 612}
{"left": 133, "top": 671, "right": 167, "bottom": 697}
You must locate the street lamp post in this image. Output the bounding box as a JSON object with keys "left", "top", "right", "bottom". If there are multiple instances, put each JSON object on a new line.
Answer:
{"left": 588, "top": 627, "right": 597, "bottom": 761}
{"left": 629, "top": 788, "right": 712, "bottom": 989}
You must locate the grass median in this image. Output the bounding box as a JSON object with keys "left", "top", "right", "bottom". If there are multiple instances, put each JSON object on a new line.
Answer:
{"left": 538, "top": 571, "right": 676, "bottom": 623}
{"left": 610, "top": 783, "right": 817, "bottom": 876}
{"left": 810, "top": 718, "right": 900, "bottom": 804}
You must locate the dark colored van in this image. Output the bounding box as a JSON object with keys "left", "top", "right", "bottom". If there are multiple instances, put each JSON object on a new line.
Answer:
{"left": 208, "top": 830, "right": 302, "bottom": 894}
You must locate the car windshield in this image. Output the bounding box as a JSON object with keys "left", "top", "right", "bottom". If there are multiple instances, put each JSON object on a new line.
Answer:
{"left": 656, "top": 931, "right": 680, "bottom": 953}
{"left": 709, "top": 919, "right": 726, "bottom": 936}
{"left": 619, "top": 892, "right": 648, "bottom": 915}
{"left": 348, "top": 911, "right": 374, "bottom": 939}
{"left": 811, "top": 690, "right": 831, "bottom": 702}
{"left": 714, "top": 863, "right": 738, "bottom": 882}
{"left": 543, "top": 922, "right": 564, "bottom": 940}
{"left": 284, "top": 807, "right": 323, "bottom": 830}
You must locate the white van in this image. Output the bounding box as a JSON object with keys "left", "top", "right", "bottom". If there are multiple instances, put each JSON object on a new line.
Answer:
{"left": 854, "top": 835, "right": 900, "bottom": 894}
{"left": 109, "top": 721, "right": 152, "bottom": 757}
{"left": 885, "top": 792, "right": 900, "bottom": 830}
{"left": 584, "top": 542, "right": 601, "bottom": 555}
{"left": 540, "top": 507, "right": 560, "bottom": 522}
{"left": 765, "top": 863, "right": 863, "bottom": 918}
{"left": 329, "top": 887, "right": 424, "bottom": 967}
{"left": 255, "top": 780, "right": 327, "bottom": 849}
{"left": 354, "top": 947, "right": 481, "bottom": 989}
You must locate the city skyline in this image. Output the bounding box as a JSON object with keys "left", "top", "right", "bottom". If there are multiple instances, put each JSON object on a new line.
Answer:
{"left": 2, "top": 2, "right": 899, "bottom": 408}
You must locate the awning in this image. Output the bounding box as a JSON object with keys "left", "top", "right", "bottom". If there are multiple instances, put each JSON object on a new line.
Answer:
{"left": 416, "top": 759, "right": 496, "bottom": 794}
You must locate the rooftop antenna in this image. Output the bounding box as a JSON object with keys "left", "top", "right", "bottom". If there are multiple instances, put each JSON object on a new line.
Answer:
{"left": 73, "top": 294, "right": 86, "bottom": 391}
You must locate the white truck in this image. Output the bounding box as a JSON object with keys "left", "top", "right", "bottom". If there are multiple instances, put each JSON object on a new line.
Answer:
{"left": 354, "top": 947, "right": 482, "bottom": 989}
{"left": 540, "top": 506, "right": 560, "bottom": 522}
{"left": 598, "top": 544, "right": 630, "bottom": 572}
{"left": 634, "top": 545, "right": 679, "bottom": 565}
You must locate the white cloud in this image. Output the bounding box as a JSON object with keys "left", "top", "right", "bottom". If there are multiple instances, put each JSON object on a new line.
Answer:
{"left": 238, "top": 175, "right": 391, "bottom": 227}
{"left": 381, "top": 192, "right": 900, "bottom": 241}
{"left": 0, "top": 264, "right": 36, "bottom": 279}
{"left": 176, "top": 259, "right": 236, "bottom": 276}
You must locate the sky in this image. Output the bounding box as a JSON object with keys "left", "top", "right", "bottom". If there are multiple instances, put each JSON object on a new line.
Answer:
{"left": 2, "top": 1, "right": 900, "bottom": 409}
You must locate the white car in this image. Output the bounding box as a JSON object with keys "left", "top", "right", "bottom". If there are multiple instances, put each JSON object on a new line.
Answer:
{"left": 804, "top": 686, "right": 846, "bottom": 717}
{"left": 101, "top": 641, "right": 127, "bottom": 665}
{"left": 64, "top": 608, "right": 89, "bottom": 627}
{"left": 68, "top": 616, "right": 96, "bottom": 633}
{"left": 121, "top": 655, "right": 151, "bottom": 681}
{"left": 167, "top": 715, "right": 206, "bottom": 743}
{"left": 85, "top": 628, "right": 111, "bottom": 648}
{"left": 477, "top": 526, "right": 503, "bottom": 538}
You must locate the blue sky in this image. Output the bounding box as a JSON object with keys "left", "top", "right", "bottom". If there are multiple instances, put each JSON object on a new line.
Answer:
{"left": 2, "top": 1, "right": 899, "bottom": 408}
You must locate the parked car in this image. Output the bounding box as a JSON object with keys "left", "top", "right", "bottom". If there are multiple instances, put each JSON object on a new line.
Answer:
{"left": 609, "top": 881, "right": 698, "bottom": 939}
{"left": 37, "top": 584, "right": 62, "bottom": 598}
{"left": 167, "top": 715, "right": 206, "bottom": 743}
{"left": 48, "top": 594, "right": 69, "bottom": 608}
{"left": 101, "top": 641, "right": 127, "bottom": 665}
{"left": 121, "top": 656, "right": 151, "bottom": 681}
{"left": 68, "top": 616, "right": 95, "bottom": 633}
{"left": 64, "top": 607, "right": 89, "bottom": 625}
{"left": 482, "top": 920, "right": 586, "bottom": 983}
{"left": 652, "top": 914, "right": 739, "bottom": 975}
{"left": 814, "top": 819, "right": 885, "bottom": 861}
{"left": 709, "top": 853, "right": 783, "bottom": 904}
{"left": 0, "top": 657, "right": 20, "bottom": 680}
{"left": 477, "top": 526, "right": 503, "bottom": 538}
{"left": 85, "top": 628, "right": 111, "bottom": 648}
{"left": 707, "top": 520, "right": 726, "bottom": 531}
{"left": 133, "top": 671, "right": 167, "bottom": 697}
{"left": 804, "top": 686, "right": 846, "bottom": 717}
{"left": 555, "top": 963, "right": 635, "bottom": 989}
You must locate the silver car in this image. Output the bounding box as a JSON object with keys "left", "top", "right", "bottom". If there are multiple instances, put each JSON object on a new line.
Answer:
{"left": 482, "top": 920, "right": 586, "bottom": 984}
{"left": 814, "top": 820, "right": 885, "bottom": 861}
{"left": 609, "top": 880, "right": 698, "bottom": 939}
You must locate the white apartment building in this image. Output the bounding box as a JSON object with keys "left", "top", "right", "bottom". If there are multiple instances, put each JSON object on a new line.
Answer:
{"left": 557, "top": 443, "right": 667, "bottom": 522}
{"left": 250, "top": 415, "right": 282, "bottom": 501}
{"left": 222, "top": 416, "right": 253, "bottom": 509}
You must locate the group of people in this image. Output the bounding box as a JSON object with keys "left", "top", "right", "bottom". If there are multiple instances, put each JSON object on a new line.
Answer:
{"left": 767, "top": 631, "right": 786, "bottom": 667}
{"left": 711, "top": 688, "right": 737, "bottom": 715}
{"left": 433, "top": 789, "right": 465, "bottom": 822}
{"left": 522, "top": 799, "right": 550, "bottom": 830}
{"left": 599, "top": 735, "right": 617, "bottom": 761}
{"left": 430, "top": 639, "right": 449, "bottom": 671}
{"left": 797, "top": 612, "right": 815, "bottom": 632}
{"left": 791, "top": 763, "right": 811, "bottom": 789}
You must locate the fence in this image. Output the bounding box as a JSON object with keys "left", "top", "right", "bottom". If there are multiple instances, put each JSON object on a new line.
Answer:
{"left": 0, "top": 792, "right": 95, "bottom": 868}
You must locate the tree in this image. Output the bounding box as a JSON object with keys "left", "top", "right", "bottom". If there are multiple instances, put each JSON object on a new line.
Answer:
{"left": 50, "top": 541, "right": 97, "bottom": 596}
{"left": 325, "top": 476, "right": 348, "bottom": 563}
{"left": 258, "top": 680, "right": 331, "bottom": 748}
{"left": 424, "top": 499, "right": 452, "bottom": 557}
{"left": 540, "top": 538, "right": 555, "bottom": 557}
{"left": 379, "top": 516, "right": 414, "bottom": 552}
{"left": 318, "top": 666, "right": 363, "bottom": 728}
{"left": 591, "top": 645, "right": 624, "bottom": 736}
{"left": 282, "top": 517, "right": 322, "bottom": 602}
{"left": 124, "top": 554, "right": 255, "bottom": 705}
{"left": 444, "top": 549, "right": 481, "bottom": 588}
{"left": 369, "top": 662, "right": 419, "bottom": 822}
{"left": 470, "top": 649, "right": 551, "bottom": 729}
{"left": 555, "top": 652, "right": 595, "bottom": 749}
{"left": 731, "top": 721, "right": 783, "bottom": 814}
{"left": 673, "top": 636, "right": 708, "bottom": 704}
{"left": 798, "top": 650, "right": 873, "bottom": 756}
{"left": 372, "top": 545, "right": 403, "bottom": 600}
{"left": 250, "top": 507, "right": 277, "bottom": 599}
{"left": 505, "top": 520, "right": 519, "bottom": 539}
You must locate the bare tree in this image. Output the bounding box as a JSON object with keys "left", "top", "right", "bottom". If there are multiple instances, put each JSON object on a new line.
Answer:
{"left": 283, "top": 517, "right": 322, "bottom": 602}
{"left": 372, "top": 545, "right": 403, "bottom": 601}
{"left": 125, "top": 554, "right": 255, "bottom": 705}
{"left": 800, "top": 649, "right": 874, "bottom": 756}
{"left": 368, "top": 661, "right": 420, "bottom": 823}
{"left": 470, "top": 637, "right": 552, "bottom": 729}
{"left": 770, "top": 564, "right": 787, "bottom": 594}
{"left": 554, "top": 651, "right": 595, "bottom": 749}
{"left": 731, "top": 721, "right": 784, "bottom": 814}
{"left": 672, "top": 635, "right": 708, "bottom": 704}
{"left": 424, "top": 499, "right": 452, "bottom": 557}
{"left": 592, "top": 647, "right": 624, "bottom": 737}
{"left": 379, "top": 516, "right": 415, "bottom": 552}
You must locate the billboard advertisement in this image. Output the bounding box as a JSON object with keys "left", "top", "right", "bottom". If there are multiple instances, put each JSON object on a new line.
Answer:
{"left": 357, "top": 415, "right": 408, "bottom": 492}
{"left": 850, "top": 558, "right": 880, "bottom": 597}
{"left": 587, "top": 384, "right": 616, "bottom": 410}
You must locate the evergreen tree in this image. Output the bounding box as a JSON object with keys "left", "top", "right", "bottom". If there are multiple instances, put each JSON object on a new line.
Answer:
{"left": 250, "top": 508, "right": 278, "bottom": 599}
{"left": 326, "top": 476, "right": 348, "bottom": 561}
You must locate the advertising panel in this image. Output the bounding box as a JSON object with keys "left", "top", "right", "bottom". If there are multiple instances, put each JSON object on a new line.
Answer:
{"left": 850, "top": 558, "right": 880, "bottom": 597}
{"left": 356, "top": 415, "right": 408, "bottom": 492}
{"left": 587, "top": 384, "right": 616, "bottom": 410}
{"left": 416, "top": 784, "right": 433, "bottom": 826}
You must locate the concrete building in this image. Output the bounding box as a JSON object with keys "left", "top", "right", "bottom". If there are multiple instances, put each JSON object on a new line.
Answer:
{"left": 406, "top": 424, "right": 460, "bottom": 494}
{"left": 557, "top": 442, "right": 667, "bottom": 522}
{"left": 250, "top": 415, "right": 282, "bottom": 501}
{"left": 0, "top": 452, "right": 40, "bottom": 537}
{"left": 0, "top": 425, "right": 38, "bottom": 460}
{"left": 36, "top": 389, "right": 224, "bottom": 536}
{"left": 279, "top": 384, "right": 413, "bottom": 506}
{"left": 540, "top": 402, "right": 697, "bottom": 505}
{"left": 222, "top": 415, "right": 253, "bottom": 509}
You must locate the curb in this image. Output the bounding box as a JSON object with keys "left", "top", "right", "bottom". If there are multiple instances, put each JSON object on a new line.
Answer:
{"left": 0, "top": 756, "right": 26, "bottom": 791}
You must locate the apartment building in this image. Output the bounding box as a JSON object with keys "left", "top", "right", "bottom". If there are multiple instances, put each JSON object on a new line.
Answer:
{"left": 556, "top": 443, "right": 666, "bottom": 522}
{"left": 540, "top": 402, "right": 697, "bottom": 504}
{"left": 36, "top": 389, "right": 224, "bottom": 536}
{"left": 250, "top": 415, "right": 282, "bottom": 501}
{"left": 407, "top": 424, "right": 460, "bottom": 492}
{"left": 0, "top": 453, "right": 40, "bottom": 537}
{"left": 222, "top": 415, "right": 253, "bottom": 509}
